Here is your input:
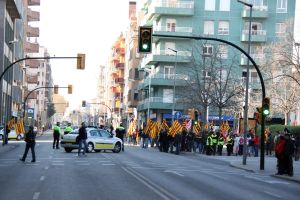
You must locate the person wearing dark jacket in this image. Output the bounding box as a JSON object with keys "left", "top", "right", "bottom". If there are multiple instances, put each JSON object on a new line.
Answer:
{"left": 116, "top": 123, "right": 126, "bottom": 151}
{"left": 78, "top": 122, "right": 88, "bottom": 156}
{"left": 283, "top": 133, "right": 295, "bottom": 176}
{"left": 20, "top": 126, "right": 36, "bottom": 162}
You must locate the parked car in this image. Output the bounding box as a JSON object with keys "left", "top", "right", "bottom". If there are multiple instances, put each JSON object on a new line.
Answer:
{"left": 0, "top": 127, "right": 24, "bottom": 140}
{"left": 60, "top": 127, "right": 123, "bottom": 153}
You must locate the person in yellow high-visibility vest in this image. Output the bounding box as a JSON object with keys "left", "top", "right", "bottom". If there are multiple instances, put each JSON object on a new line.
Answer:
{"left": 206, "top": 132, "right": 213, "bottom": 155}
{"left": 53, "top": 122, "right": 61, "bottom": 149}
{"left": 217, "top": 133, "right": 225, "bottom": 156}
{"left": 211, "top": 131, "right": 218, "bottom": 155}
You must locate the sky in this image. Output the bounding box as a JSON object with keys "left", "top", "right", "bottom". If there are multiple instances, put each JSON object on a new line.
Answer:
{"left": 37, "top": 0, "right": 134, "bottom": 110}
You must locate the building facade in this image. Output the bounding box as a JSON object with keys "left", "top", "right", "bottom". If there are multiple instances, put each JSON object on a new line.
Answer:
{"left": 136, "top": 0, "right": 296, "bottom": 126}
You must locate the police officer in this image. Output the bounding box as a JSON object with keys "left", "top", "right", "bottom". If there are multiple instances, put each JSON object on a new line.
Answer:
{"left": 206, "top": 132, "right": 213, "bottom": 155}
{"left": 64, "top": 123, "right": 73, "bottom": 135}
{"left": 53, "top": 122, "right": 61, "bottom": 149}
{"left": 217, "top": 133, "right": 225, "bottom": 156}
{"left": 116, "top": 123, "right": 126, "bottom": 152}
{"left": 211, "top": 131, "right": 218, "bottom": 155}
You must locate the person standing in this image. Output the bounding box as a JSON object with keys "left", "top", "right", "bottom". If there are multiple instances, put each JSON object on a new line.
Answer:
{"left": 217, "top": 133, "right": 225, "bottom": 156}
{"left": 78, "top": 122, "right": 88, "bottom": 156}
{"left": 116, "top": 123, "right": 126, "bottom": 151}
{"left": 266, "top": 132, "right": 273, "bottom": 156}
{"left": 64, "top": 123, "right": 73, "bottom": 135}
{"left": 53, "top": 122, "right": 61, "bottom": 149}
{"left": 20, "top": 126, "right": 36, "bottom": 162}
{"left": 226, "top": 134, "right": 234, "bottom": 156}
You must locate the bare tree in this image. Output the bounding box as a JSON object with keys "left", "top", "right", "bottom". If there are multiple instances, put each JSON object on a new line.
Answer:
{"left": 177, "top": 41, "right": 244, "bottom": 125}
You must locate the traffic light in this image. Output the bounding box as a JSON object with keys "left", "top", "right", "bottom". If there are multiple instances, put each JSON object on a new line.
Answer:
{"left": 68, "top": 85, "right": 72, "bottom": 94}
{"left": 66, "top": 101, "right": 69, "bottom": 107}
{"left": 82, "top": 100, "right": 86, "bottom": 107}
{"left": 138, "top": 26, "right": 152, "bottom": 53}
{"left": 77, "top": 53, "right": 85, "bottom": 70}
{"left": 255, "top": 107, "right": 262, "bottom": 125}
{"left": 262, "top": 97, "right": 270, "bottom": 116}
{"left": 188, "top": 108, "right": 195, "bottom": 119}
{"left": 54, "top": 85, "right": 58, "bottom": 94}
{"left": 194, "top": 110, "right": 199, "bottom": 121}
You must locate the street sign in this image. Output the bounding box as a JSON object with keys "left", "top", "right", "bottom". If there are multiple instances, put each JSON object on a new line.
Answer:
{"left": 27, "top": 108, "right": 34, "bottom": 119}
{"left": 174, "top": 111, "right": 182, "bottom": 119}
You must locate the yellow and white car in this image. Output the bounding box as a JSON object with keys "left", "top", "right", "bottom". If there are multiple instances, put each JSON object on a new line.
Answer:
{"left": 60, "top": 127, "right": 123, "bottom": 153}
{"left": 0, "top": 127, "right": 24, "bottom": 140}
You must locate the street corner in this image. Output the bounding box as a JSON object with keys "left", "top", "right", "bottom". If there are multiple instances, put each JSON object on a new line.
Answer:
{"left": 271, "top": 174, "right": 300, "bottom": 184}
{"left": 229, "top": 161, "right": 256, "bottom": 173}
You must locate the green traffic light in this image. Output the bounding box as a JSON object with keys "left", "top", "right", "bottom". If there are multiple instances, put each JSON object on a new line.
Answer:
{"left": 263, "top": 109, "right": 269, "bottom": 115}
{"left": 142, "top": 44, "right": 149, "bottom": 50}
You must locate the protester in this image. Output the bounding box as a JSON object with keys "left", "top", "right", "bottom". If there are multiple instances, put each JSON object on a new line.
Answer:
{"left": 20, "top": 126, "right": 36, "bottom": 162}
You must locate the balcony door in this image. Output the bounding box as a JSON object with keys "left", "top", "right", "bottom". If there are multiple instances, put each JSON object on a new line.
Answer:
{"left": 164, "top": 66, "right": 174, "bottom": 79}
{"left": 163, "top": 89, "right": 173, "bottom": 103}
{"left": 166, "top": 19, "right": 176, "bottom": 32}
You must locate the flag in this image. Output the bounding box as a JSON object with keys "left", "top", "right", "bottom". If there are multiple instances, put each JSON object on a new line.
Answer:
{"left": 186, "top": 119, "right": 192, "bottom": 130}
{"left": 193, "top": 122, "right": 201, "bottom": 135}
{"left": 7, "top": 118, "right": 15, "bottom": 130}
{"left": 168, "top": 120, "right": 182, "bottom": 137}
{"left": 161, "top": 119, "right": 169, "bottom": 130}
{"left": 15, "top": 120, "right": 25, "bottom": 135}
{"left": 144, "top": 119, "right": 153, "bottom": 134}
{"left": 150, "top": 122, "right": 160, "bottom": 139}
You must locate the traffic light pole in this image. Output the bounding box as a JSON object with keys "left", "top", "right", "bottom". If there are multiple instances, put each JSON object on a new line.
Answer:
{"left": 86, "top": 102, "right": 113, "bottom": 126}
{"left": 23, "top": 86, "right": 68, "bottom": 123}
{"left": 152, "top": 34, "right": 266, "bottom": 170}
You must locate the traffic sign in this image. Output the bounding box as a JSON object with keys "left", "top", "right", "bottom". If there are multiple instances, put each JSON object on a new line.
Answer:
{"left": 174, "top": 111, "right": 182, "bottom": 119}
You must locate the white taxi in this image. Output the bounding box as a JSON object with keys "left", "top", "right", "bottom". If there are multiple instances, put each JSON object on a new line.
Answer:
{"left": 60, "top": 127, "right": 123, "bottom": 153}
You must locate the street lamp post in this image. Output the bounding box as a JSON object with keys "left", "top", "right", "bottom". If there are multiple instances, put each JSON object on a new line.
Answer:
{"left": 237, "top": 0, "right": 253, "bottom": 165}
{"left": 143, "top": 68, "right": 151, "bottom": 121}
{"left": 168, "top": 48, "right": 178, "bottom": 123}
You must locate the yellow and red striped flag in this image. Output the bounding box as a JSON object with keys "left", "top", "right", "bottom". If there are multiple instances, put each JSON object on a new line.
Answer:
{"left": 161, "top": 119, "right": 169, "bottom": 130}
{"left": 168, "top": 120, "right": 182, "bottom": 137}
{"left": 144, "top": 119, "right": 153, "bottom": 134}
{"left": 7, "top": 118, "right": 15, "bottom": 130}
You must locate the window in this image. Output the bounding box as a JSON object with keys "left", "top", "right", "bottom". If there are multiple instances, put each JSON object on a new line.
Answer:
{"left": 134, "top": 68, "right": 139, "bottom": 79}
{"left": 276, "top": 23, "right": 286, "bottom": 37}
{"left": 244, "top": 22, "right": 263, "bottom": 35}
{"left": 164, "top": 66, "right": 174, "bottom": 79}
{"left": 166, "top": 19, "right": 176, "bottom": 32}
{"left": 218, "top": 45, "right": 228, "bottom": 59}
{"left": 204, "top": 21, "right": 214, "bottom": 35}
{"left": 165, "top": 42, "right": 176, "bottom": 55}
{"left": 250, "top": 71, "right": 259, "bottom": 82}
{"left": 277, "top": 0, "right": 287, "bottom": 13}
{"left": 163, "top": 89, "right": 173, "bottom": 103}
{"left": 219, "top": 0, "right": 230, "bottom": 11}
{"left": 134, "top": 89, "right": 138, "bottom": 101}
{"left": 218, "top": 21, "right": 229, "bottom": 35}
{"left": 205, "top": 0, "right": 215, "bottom": 11}
{"left": 203, "top": 45, "right": 213, "bottom": 55}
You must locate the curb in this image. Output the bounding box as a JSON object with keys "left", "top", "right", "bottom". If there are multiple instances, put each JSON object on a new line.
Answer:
{"left": 229, "top": 162, "right": 255, "bottom": 173}
{"left": 271, "top": 174, "right": 300, "bottom": 184}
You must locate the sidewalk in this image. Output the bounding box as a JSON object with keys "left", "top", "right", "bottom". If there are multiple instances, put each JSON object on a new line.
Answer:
{"left": 0, "top": 143, "right": 18, "bottom": 154}
{"left": 209, "top": 155, "right": 300, "bottom": 183}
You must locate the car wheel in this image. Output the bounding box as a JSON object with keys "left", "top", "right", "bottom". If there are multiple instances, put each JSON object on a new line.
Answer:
{"left": 112, "top": 142, "right": 121, "bottom": 153}
{"left": 94, "top": 150, "right": 101, "bottom": 152}
{"left": 87, "top": 142, "right": 94, "bottom": 153}
{"left": 16, "top": 135, "right": 22, "bottom": 141}
{"left": 64, "top": 148, "right": 72, "bottom": 153}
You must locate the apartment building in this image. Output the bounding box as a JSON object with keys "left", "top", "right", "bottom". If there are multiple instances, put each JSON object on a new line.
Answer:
{"left": 137, "top": 0, "right": 296, "bottom": 125}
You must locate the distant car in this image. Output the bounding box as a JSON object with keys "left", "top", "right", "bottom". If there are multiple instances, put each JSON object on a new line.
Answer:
{"left": 60, "top": 127, "right": 123, "bottom": 153}
{"left": 0, "top": 128, "right": 24, "bottom": 141}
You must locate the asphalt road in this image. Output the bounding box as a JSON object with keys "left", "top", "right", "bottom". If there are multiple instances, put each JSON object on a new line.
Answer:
{"left": 0, "top": 132, "right": 299, "bottom": 200}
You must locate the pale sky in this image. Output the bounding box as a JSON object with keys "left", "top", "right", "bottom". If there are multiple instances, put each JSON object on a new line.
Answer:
{"left": 38, "top": 0, "right": 133, "bottom": 109}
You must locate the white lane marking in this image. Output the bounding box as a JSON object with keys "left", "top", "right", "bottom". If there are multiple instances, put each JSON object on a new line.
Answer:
{"left": 32, "top": 192, "right": 40, "bottom": 200}
{"left": 122, "top": 167, "right": 179, "bottom": 200}
{"left": 40, "top": 176, "right": 45, "bottom": 181}
{"left": 265, "top": 180, "right": 290, "bottom": 185}
{"left": 98, "top": 160, "right": 112, "bottom": 163}
{"left": 44, "top": 166, "right": 49, "bottom": 170}
{"left": 52, "top": 163, "right": 64, "bottom": 166}
{"left": 102, "top": 163, "right": 115, "bottom": 166}
{"left": 264, "top": 190, "right": 282, "bottom": 198}
{"left": 77, "top": 163, "right": 90, "bottom": 166}
{"left": 0, "top": 164, "right": 11, "bottom": 167}
{"left": 164, "top": 170, "right": 184, "bottom": 177}
{"left": 75, "top": 161, "right": 89, "bottom": 163}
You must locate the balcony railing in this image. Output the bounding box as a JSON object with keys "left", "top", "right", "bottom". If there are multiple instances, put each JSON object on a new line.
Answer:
{"left": 241, "top": 30, "right": 267, "bottom": 42}
{"left": 151, "top": 0, "right": 194, "bottom": 9}
{"left": 154, "top": 26, "right": 192, "bottom": 33}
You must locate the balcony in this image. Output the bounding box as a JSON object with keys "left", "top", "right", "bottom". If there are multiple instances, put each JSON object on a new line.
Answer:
{"left": 240, "top": 54, "right": 265, "bottom": 66}
{"left": 140, "top": 49, "right": 191, "bottom": 68}
{"left": 115, "top": 77, "right": 124, "bottom": 84}
{"left": 25, "top": 59, "right": 40, "bottom": 68}
{"left": 27, "top": 75, "right": 38, "bottom": 84}
{"left": 241, "top": 5, "right": 268, "bottom": 18}
{"left": 27, "top": 8, "right": 40, "bottom": 21}
{"left": 26, "top": 25, "right": 40, "bottom": 37}
{"left": 240, "top": 30, "right": 267, "bottom": 43}
{"left": 153, "top": 26, "right": 193, "bottom": 42}
{"left": 142, "top": 0, "right": 194, "bottom": 25}
{"left": 137, "top": 96, "right": 184, "bottom": 111}
{"left": 6, "top": 0, "right": 21, "bottom": 20}
{"left": 116, "top": 63, "right": 124, "bottom": 69}
{"left": 25, "top": 41, "right": 39, "bottom": 53}
{"left": 138, "top": 73, "right": 189, "bottom": 90}
{"left": 28, "top": 0, "right": 40, "bottom": 6}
